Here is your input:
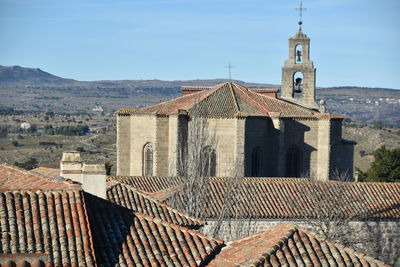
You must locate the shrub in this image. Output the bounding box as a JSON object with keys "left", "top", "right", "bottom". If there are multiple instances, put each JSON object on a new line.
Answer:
{"left": 14, "top": 158, "right": 38, "bottom": 170}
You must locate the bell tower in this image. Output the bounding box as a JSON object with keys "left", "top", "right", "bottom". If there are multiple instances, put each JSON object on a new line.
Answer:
{"left": 281, "top": 3, "right": 317, "bottom": 108}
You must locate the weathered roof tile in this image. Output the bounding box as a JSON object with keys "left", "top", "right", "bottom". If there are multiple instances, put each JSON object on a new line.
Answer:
{"left": 115, "top": 82, "right": 327, "bottom": 118}
{"left": 107, "top": 182, "right": 204, "bottom": 228}
{"left": 208, "top": 224, "right": 390, "bottom": 267}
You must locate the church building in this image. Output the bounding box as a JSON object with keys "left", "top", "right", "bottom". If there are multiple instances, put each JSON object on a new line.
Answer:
{"left": 115, "top": 24, "right": 355, "bottom": 180}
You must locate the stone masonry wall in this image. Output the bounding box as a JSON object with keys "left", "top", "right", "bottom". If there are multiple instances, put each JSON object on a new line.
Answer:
{"left": 206, "top": 118, "right": 238, "bottom": 177}
{"left": 284, "top": 119, "right": 319, "bottom": 177}
{"left": 155, "top": 116, "right": 170, "bottom": 176}
{"left": 201, "top": 219, "right": 400, "bottom": 266}
{"left": 245, "top": 117, "right": 273, "bottom": 176}
{"left": 116, "top": 115, "right": 131, "bottom": 176}
{"left": 129, "top": 115, "right": 156, "bottom": 176}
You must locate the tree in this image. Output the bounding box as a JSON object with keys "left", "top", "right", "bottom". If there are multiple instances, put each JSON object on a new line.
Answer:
{"left": 168, "top": 110, "right": 251, "bottom": 239}
{"left": 360, "top": 146, "right": 400, "bottom": 182}
{"left": 285, "top": 171, "right": 375, "bottom": 251}
{"left": 171, "top": 114, "right": 218, "bottom": 219}
{"left": 14, "top": 157, "right": 38, "bottom": 170}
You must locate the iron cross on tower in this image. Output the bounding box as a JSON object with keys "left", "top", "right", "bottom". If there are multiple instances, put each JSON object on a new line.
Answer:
{"left": 295, "top": 1, "right": 307, "bottom": 31}
{"left": 226, "top": 62, "right": 234, "bottom": 81}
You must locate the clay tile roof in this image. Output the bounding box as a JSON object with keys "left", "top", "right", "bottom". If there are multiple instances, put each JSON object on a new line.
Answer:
{"left": 0, "top": 190, "right": 96, "bottom": 266}
{"left": 85, "top": 193, "right": 223, "bottom": 266}
{"left": 108, "top": 175, "right": 184, "bottom": 193}
{"left": 107, "top": 182, "right": 204, "bottom": 228}
{"left": 208, "top": 224, "right": 391, "bottom": 267}
{"left": 30, "top": 167, "right": 60, "bottom": 179}
{"left": 0, "top": 254, "right": 48, "bottom": 267}
{"left": 119, "top": 82, "right": 326, "bottom": 118}
{"left": 0, "top": 164, "right": 80, "bottom": 191}
{"left": 167, "top": 177, "right": 400, "bottom": 220}
{"left": 114, "top": 107, "right": 139, "bottom": 115}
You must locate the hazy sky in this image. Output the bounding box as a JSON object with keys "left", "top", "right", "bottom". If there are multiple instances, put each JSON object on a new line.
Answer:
{"left": 0, "top": 0, "right": 399, "bottom": 89}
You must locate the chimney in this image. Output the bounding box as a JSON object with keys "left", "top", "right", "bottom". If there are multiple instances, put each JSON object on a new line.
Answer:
{"left": 82, "top": 163, "right": 107, "bottom": 199}
{"left": 251, "top": 88, "right": 279, "bottom": 98}
{"left": 60, "top": 151, "right": 82, "bottom": 183}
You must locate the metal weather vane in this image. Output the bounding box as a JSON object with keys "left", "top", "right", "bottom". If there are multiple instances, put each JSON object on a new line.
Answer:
{"left": 295, "top": 1, "right": 307, "bottom": 31}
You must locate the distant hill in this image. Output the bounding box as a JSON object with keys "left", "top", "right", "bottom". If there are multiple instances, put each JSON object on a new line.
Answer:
{"left": 0, "top": 65, "right": 77, "bottom": 86}
{"left": 0, "top": 65, "right": 399, "bottom": 125}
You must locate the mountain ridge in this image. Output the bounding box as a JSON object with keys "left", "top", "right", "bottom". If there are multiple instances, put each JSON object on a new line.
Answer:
{"left": 1, "top": 65, "right": 399, "bottom": 126}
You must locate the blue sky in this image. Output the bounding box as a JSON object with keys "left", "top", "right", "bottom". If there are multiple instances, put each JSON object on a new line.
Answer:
{"left": 0, "top": 0, "right": 399, "bottom": 89}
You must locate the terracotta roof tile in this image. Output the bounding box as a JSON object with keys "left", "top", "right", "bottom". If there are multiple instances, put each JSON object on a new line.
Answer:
{"left": 107, "top": 182, "right": 204, "bottom": 228}
{"left": 85, "top": 193, "right": 223, "bottom": 266}
{"left": 0, "top": 164, "right": 80, "bottom": 191}
{"left": 30, "top": 167, "right": 60, "bottom": 179}
{"left": 0, "top": 190, "right": 96, "bottom": 266}
{"left": 118, "top": 82, "right": 326, "bottom": 118}
{"left": 108, "top": 175, "right": 183, "bottom": 193}
{"left": 167, "top": 177, "right": 400, "bottom": 220}
{"left": 208, "top": 224, "right": 392, "bottom": 267}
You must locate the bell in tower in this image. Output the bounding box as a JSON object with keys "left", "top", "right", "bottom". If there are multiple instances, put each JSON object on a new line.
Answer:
{"left": 281, "top": 4, "right": 318, "bottom": 109}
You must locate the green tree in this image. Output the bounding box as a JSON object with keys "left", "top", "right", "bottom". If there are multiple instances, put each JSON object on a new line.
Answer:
{"left": 14, "top": 158, "right": 38, "bottom": 170}
{"left": 360, "top": 146, "right": 400, "bottom": 182}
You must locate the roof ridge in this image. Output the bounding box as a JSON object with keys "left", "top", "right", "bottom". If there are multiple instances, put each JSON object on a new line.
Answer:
{"left": 189, "top": 83, "right": 229, "bottom": 114}
{"left": 110, "top": 182, "right": 205, "bottom": 225}
{"left": 232, "top": 83, "right": 271, "bottom": 116}
{"left": 1, "top": 163, "right": 80, "bottom": 189}
{"left": 0, "top": 188, "right": 83, "bottom": 193}
{"left": 228, "top": 83, "right": 240, "bottom": 113}
{"left": 133, "top": 211, "right": 224, "bottom": 243}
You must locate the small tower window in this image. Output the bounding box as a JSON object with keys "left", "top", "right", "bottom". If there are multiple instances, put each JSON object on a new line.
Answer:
{"left": 295, "top": 44, "right": 303, "bottom": 63}
{"left": 202, "top": 146, "right": 217, "bottom": 177}
{"left": 251, "top": 147, "right": 262, "bottom": 177}
{"left": 143, "top": 143, "right": 153, "bottom": 176}
{"left": 293, "top": 72, "right": 304, "bottom": 99}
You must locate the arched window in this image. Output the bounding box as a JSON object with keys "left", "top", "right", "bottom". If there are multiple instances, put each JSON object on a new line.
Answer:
{"left": 202, "top": 146, "right": 217, "bottom": 177}
{"left": 251, "top": 147, "right": 262, "bottom": 177}
{"left": 286, "top": 145, "right": 303, "bottom": 177}
{"left": 143, "top": 143, "right": 153, "bottom": 176}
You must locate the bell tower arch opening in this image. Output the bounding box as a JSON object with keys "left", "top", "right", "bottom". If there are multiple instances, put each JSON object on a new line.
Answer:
{"left": 295, "top": 44, "right": 303, "bottom": 64}
{"left": 293, "top": 72, "right": 304, "bottom": 99}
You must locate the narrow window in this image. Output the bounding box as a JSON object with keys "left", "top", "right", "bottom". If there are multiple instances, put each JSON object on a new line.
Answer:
{"left": 251, "top": 147, "right": 262, "bottom": 177}
{"left": 202, "top": 146, "right": 217, "bottom": 177}
{"left": 286, "top": 146, "right": 303, "bottom": 177}
{"left": 143, "top": 143, "right": 153, "bottom": 176}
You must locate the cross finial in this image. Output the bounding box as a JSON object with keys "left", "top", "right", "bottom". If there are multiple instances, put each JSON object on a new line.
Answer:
{"left": 295, "top": 1, "right": 307, "bottom": 31}
{"left": 225, "top": 62, "right": 234, "bottom": 81}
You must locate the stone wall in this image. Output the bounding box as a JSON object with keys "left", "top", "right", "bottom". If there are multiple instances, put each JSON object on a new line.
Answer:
{"left": 206, "top": 118, "right": 239, "bottom": 177}
{"left": 245, "top": 117, "right": 273, "bottom": 176}
{"left": 155, "top": 116, "right": 170, "bottom": 176}
{"left": 284, "top": 118, "right": 319, "bottom": 177}
{"left": 116, "top": 115, "right": 131, "bottom": 176}
{"left": 201, "top": 219, "right": 400, "bottom": 266}
{"left": 129, "top": 115, "right": 156, "bottom": 176}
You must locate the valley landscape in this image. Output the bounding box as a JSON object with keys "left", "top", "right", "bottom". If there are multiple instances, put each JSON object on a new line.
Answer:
{"left": 0, "top": 65, "right": 399, "bottom": 174}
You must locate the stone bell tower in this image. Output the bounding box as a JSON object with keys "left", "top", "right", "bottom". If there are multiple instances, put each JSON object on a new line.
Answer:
{"left": 281, "top": 6, "right": 318, "bottom": 108}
